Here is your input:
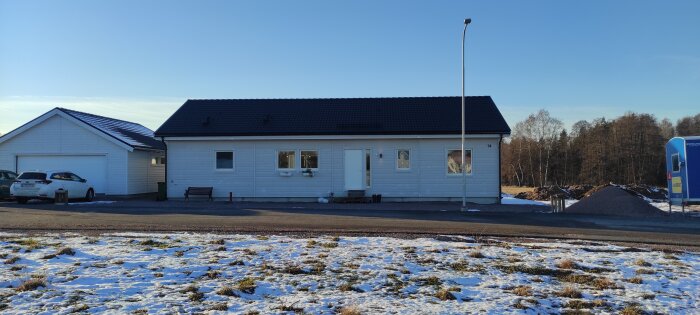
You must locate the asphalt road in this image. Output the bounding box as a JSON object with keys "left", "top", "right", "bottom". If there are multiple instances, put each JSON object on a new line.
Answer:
{"left": 1, "top": 200, "right": 699, "bottom": 249}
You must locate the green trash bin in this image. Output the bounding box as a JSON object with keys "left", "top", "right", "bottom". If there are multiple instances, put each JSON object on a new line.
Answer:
{"left": 157, "top": 182, "right": 167, "bottom": 201}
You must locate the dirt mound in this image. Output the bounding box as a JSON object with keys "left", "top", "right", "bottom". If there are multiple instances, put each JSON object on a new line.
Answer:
{"left": 514, "top": 186, "right": 568, "bottom": 200}
{"left": 565, "top": 186, "right": 666, "bottom": 217}
{"left": 625, "top": 184, "right": 667, "bottom": 202}
{"left": 566, "top": 185, "right": 594, "bottom": 200}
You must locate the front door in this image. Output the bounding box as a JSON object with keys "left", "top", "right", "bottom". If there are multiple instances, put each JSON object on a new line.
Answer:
{"left": 344, "top": 150, "right": 364, "bottom": 190}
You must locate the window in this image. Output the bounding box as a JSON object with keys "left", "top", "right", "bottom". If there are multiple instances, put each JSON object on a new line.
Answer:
{"left": 215, "top": 151, "right": 234, "bottom": 170}
{"left": 277, "top": 150, "right": 296, "bottom": 169}
{"left": 6, "top": 172, "right": 16, "bottom": 180}
{"left": 18, "top": 172, "right": 46, "bottom": 180}
{"left": 365, "top": 149, "right": 371, "bottom": 187}
{"left": 68, "top": 173, "right": 84, "bottom": 182}
{"left": 50, "top": 173, "right": 70, "bottom": 180}
{"left": 672, "top": 153, "right": 680, "bottom": 172}
{"left": 447, "top": 149, "right": 472, "bottom": 175}
{"left": 301, "top": 150, "right": 319, "bottom": 169}
{"left": 151, "top": 156, "right": 166, "bottom": 166}
{"left": 397, "top": 149, "right": 410, "bottom": 170}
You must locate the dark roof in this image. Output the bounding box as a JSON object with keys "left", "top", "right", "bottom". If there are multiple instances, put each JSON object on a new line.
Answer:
{"left": 155, "top": 96, "right": 510, "bottom": 137}
{"left": 58, "top": 108, "right": 165, "bottom": 150}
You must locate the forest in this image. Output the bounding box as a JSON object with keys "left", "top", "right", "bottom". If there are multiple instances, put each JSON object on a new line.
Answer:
{"left": 500, "top": 111, "right": 700, "bottom": 187}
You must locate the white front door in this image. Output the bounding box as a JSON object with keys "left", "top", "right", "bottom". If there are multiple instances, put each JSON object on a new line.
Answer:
{"left": 344, "top": 150, "right": 364, "bottom": 190}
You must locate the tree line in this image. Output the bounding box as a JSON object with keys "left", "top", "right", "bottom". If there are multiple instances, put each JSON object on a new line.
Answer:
{"left": 501, "top": 111, "right": 700, "bottom": 187}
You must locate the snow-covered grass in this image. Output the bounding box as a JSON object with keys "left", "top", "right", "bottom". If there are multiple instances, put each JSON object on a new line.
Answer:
{"left": 0, "top": 233, "right": 697, "bottom": 314}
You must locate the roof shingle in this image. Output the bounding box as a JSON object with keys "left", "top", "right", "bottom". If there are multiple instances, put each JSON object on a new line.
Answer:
{"left": 59, "top": 108, "right": 165, "bottom": 150}
{"left": 155, "top": 96, "right": 510, "bottom": 137}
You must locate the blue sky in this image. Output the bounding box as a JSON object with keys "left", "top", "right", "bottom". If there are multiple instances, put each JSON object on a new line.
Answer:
{"left": 1, "top": 0, "right": 699, "bottom": 134}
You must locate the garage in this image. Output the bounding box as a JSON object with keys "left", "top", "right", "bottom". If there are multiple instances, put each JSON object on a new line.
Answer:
{"left": 0, "top": 107, "right": 165, "bottom": 195}
{"left": 17, "top": 155, "right": 108, "bottom": 194}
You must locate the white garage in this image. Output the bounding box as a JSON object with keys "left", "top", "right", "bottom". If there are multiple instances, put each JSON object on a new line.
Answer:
{"left": 0, "top": 108, "right": 165, "bottom": 195}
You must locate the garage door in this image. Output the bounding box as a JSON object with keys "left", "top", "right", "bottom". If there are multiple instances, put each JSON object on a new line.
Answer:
{"left": 18, "top": 155, "right": 107, "bottom": 194}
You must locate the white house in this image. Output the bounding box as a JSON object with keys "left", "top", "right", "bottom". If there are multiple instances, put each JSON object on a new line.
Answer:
{"left": 0, "top": 108, "right": 166, "bottom": 195}
{"left": 155, "top": 96, "right": 511, "bottom": 203}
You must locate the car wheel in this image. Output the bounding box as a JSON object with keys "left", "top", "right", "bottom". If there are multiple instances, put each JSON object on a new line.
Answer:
{"left": 85, "top": 189, "right": 94, "bottom": 202}
{"left": 17, "top": 198, "right": 28, "bottom": 204}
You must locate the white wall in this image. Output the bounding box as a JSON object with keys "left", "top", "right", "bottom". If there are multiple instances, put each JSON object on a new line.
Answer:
{"left": 0, "top": 115, "right": 131, "bottom": 195}
{"left": 165, "top": 137, "right": 502, "bottom": 203}
{"left": 127, "top": 150, "right": 165, "bottom": 194}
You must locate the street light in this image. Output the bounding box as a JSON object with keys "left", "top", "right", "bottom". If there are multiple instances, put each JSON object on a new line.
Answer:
{"left": 461, "top": 18, "right": 471, "bottom": 211}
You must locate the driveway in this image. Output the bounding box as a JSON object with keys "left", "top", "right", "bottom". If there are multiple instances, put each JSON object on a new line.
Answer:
{"left": 1, "top": 199, "right": 699, "bottom": 249}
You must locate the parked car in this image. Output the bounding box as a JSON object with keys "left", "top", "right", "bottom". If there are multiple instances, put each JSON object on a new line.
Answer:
{"left": 10, "top": 170, "right": 95, "bottom": 204}
{"left": 0, "top": 170, "right": 18, "bottom": 199}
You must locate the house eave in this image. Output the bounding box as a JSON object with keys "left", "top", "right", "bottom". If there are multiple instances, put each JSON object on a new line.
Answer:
{"left": 160, "top": 133, "right": 508, "bottom": 141}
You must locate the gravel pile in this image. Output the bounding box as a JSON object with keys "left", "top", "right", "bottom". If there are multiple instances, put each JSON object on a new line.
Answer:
{"left": 565, "top": 186, "right": 667, "bottom": 217}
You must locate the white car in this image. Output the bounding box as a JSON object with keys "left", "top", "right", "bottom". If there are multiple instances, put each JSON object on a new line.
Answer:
{"left": 10, "top": 171, "right": 95, "bottom": 204}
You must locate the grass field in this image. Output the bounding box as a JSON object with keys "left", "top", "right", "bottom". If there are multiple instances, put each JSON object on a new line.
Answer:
{"left": 1, "top": 232, "right": 697, "bottom": 314}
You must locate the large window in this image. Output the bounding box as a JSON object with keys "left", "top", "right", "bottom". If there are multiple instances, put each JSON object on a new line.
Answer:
{"left": 672, "top": 153, "right": 680, "bottom": 172}
{"left": 447, "top": 149, "right": 472, "bottom": 175}
{"left": 301, "top": 150, "right": 319, "bottom": 169}
{"left": 277, "top": 150, "right": 296, "bottom": 169}
{"left": 397, "top": 149, "right": 410, "bottom": 170}
{"left": 215, "top": 151, "right": 234, "bottom": 170}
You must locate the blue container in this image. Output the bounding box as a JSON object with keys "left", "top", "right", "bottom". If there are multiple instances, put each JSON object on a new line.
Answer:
{"left": 666, "top": 136, "right": 700, "bottom": 205}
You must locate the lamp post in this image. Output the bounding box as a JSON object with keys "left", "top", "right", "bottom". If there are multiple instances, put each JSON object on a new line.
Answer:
{"left": 461, "top": 18, "right": 471, "bottom": 212}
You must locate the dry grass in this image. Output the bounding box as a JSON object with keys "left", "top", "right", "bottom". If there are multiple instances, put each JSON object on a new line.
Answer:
{"left": 4, "top": 256, "right": 20, "bottom": 264}
{"left": 237, "top": 277, "right": 256, "bottom": 294}
{"left": 556, "top": 286, "right": 582, "bottom": 298}
{"left": 189, "top": 292, "right": 204, "bottom": 302}
{"left": 180, "top": 285, "right": 198, "bottom": 294}
{"left": 565, "top": 299, "right": 607, "bottom": 309}
{"left": 16, "top": 277, "right": 47, "bottom": 291}
{"left": 338, "top": 305, "right": 361, "bottom": 315}
{"left": 435, "top": 288, "right": 456, "bottom": 301}
{"left": 512, "top": 285, "right": 533, "bottom": 296}
{"left": 139, "top": 240, "right": 168, "bottom": 249}
{"left": 321, "top": 242, "right": 339, "bottom": 249}
{"left": 12, "top": 238, "right": 43, "bottom": 250}
{"left": 634, "top": 259, "right": 651, "bottom": 267}
{"left": 210, "top": 303, "right": 228, "bottom": 311}
{"left": 339, "top": 283, "right": 361, "bottom": 292}
{"left": 502, "top": 186, "right": 534, "bottom": 195}
{"left": 469, "top": 251, "right": 485, "bottom": 259}
{"left": 420, "top": 276, "right": 442, "bottom": 286}
{"left": 283, "top": 265, "right": 308, "bottom": 275}
{"left": 205, "top": 270, "right": 221, "bottom": 279}
{"left": 556, "top": 259, "right": 578, "bottom": 269}
{"left": 635, "top": 268, "right": 655, "bottom": 275}
{"left": 620, "top": 304, "right": 644, "bottom": 315}
{"left": 277, "top": 302, "right": 304, "bottom": 313}
{"left": 497, "top": 264, "right": 570, "bottom": 277}
{"left": 217, "top": 286, "right": 238, "bottom": 297}
{"left": 626, "top": 277, "right": 643, "bottom": 284}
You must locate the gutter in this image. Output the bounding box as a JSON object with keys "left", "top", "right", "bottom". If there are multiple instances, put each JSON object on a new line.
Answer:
{"left": 161, "top": 137, "right": 168, "bottom": 200}
{"left": 498, "top": 134, "right": 503, "bottom": 204}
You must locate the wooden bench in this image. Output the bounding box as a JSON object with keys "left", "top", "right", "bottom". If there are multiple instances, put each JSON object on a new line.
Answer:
{"left": 185, "top": 187, "right": 213, "bottom": 201}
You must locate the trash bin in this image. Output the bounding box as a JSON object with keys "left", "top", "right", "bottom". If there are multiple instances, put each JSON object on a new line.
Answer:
{"left": 54, "top": 189, "right": 68, "bottom": 205}
{"left": 157, "top": 182, "right": 167, "bottom": 201}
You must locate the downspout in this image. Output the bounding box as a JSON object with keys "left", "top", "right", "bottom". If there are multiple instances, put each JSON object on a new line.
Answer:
{"left": 498, "top": 134, "right": 503, "bottom": 204}
{"left": 161, "top": 137, "right": 167, "bottom": 200}
{"left": 15, "top": 155, "right": 18, "bottom": 174}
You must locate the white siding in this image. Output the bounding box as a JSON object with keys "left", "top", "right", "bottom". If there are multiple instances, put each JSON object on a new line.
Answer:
{"left": 0, "top": 115, "right": 130, "bottom": 195}
{"left": 166, "top": 137, "right": 501, "bottom": 203}
{"left": 127, "top": 150, "right": 165, "bottom": 194}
